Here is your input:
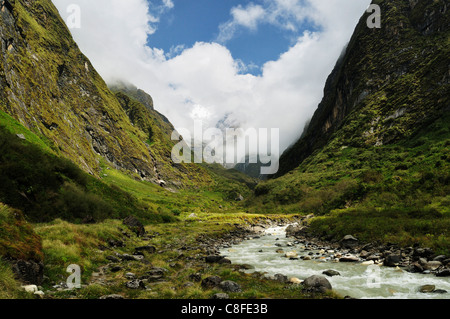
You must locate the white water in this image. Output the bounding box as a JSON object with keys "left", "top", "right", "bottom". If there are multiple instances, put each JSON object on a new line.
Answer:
{"left": 220, "top": 226, "right": 450, "bottom": 299}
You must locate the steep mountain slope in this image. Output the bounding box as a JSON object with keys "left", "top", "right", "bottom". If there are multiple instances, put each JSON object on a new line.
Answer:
{"left": 276, "top": 0, "right": 449, "bottom": 177}
{"left": 248, "top": 0, "right": 449, "bottom": 252}
{"left": 0, "top": 0, "right": 213, "bottom": 188}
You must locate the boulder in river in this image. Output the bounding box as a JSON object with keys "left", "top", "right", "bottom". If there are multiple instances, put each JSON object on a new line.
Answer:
{"left": 423, "top": 261, "right": 442, "bottom": 271}
{"left": 302, "top": 275, "right": 332, "bottom": 293}
{"left": 419, "top": 285, "right": 435, "bottom": 293}
{"left": 436, "top": 269, "right": 450, "bottom": 277}
{"left": 322, "top": 270, "right": 341, "bottom": 277}
{"left": 285, "top": 251, "right": 298, "bottom": 259}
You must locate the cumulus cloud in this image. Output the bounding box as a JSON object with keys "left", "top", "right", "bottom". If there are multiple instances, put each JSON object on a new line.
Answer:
{"left": 217, "top": 3, "right": 266, "bottom": 43}
{"left": 52, "top": 0, "right": 371, "bottom": 162}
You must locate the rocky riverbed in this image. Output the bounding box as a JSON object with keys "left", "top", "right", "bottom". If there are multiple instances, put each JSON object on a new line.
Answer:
{"left": 218, "top": 217, "right": 450, "bottom": 299}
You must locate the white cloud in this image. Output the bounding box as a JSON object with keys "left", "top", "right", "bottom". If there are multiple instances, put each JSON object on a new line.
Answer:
{"left": 217, "top": 0, "right": 315, "bottom": 43}
{"left": 162, "top": 0, "right": 174, "bottom": 9}
{"left": 217, "top": 4, "right": 266, "bottom": 43}
{"left": 52, "top": 0, "right": 371, "bottom": 160}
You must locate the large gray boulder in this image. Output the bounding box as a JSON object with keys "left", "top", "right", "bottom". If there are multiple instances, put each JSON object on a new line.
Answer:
{"left": 384, "top": 254, "right": 401, "bottom": 267}
{"left": 302, "top": 275, "right": 332, "bottom": 293}
{"left": 201, "top": 276, "right": 222, "bottom": 289}
{"left": 285, "top": 225, "right": 306, "bottom": 238}
{"left": 340, "top": 235, "right": 359, "bottom": 249}
{"left": 322, "top": 270, "right": 341, "bottom": 277}
{"left": 219, "top": 280, "right": 242, "bottom": 293}
{"left": 125, "top": 279, "right": 146, "bottom": 289}
{"left": 11, "top": 260, "right": 44, "bottom": 285}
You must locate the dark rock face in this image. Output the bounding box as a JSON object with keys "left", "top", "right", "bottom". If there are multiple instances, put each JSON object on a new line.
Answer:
{"left": 274, "top": 274, "right": 288, "bottom": 283}
{"left": 188, "top": 273, "right": 202, "bottom": 283}
{"left": 125, "top": 279, "right": 146, "bottom": 290}
{"left": 419, "top": 285, "right": 435, "bottom": 293}
{"left": 201, "top": 276, "right": 222, "bottom": 289}
{"left": 219, "top": 280, "right": 242, "bottom": 293}
{"left": 286, "top": 225, "right": 307, "bottom": 238}
{"left": 10, "top": 259, "right": 44, "bottom": 285}
{"left": 275, "top": 0, "right": 450, "bottom": 177}
{"left": 123, "top": 216, "right": 146, "bottom": 237}
{"left": 302, "top": 275, "right": 332, "bottom": 293}
{"left": 340, "top": 235, "right": 359, "bottom": 249}
{"left": 205, "top": 255, "right": 226, "bottom": 263}
{"left": 384, "top": 254, "right": 401, "bottom": 267}
{"left": 436, "top": 269, "right": 450, "bottom": 277}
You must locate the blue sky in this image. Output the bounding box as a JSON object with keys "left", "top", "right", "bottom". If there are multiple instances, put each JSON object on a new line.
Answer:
{"left": 147, "top": 0, "right": 319, "bottom": 74}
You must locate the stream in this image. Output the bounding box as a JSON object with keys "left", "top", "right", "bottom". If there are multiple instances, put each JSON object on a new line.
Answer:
{"left": 219, "top": 225, "right": 450, "bottom": 299}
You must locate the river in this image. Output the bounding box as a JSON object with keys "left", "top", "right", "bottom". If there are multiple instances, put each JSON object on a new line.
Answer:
{"left": 220, "top": 225, "right": 450, "bottom": 299}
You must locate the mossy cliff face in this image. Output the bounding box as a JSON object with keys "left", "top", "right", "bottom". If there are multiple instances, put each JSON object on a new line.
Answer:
{"left": 0, "top": 0, "right": 208, "bottom": 187}
{"left": 112, "top": 86, "right": 214, "bottom": 187}
{"left": 276, "top": 0, "right": 449, "bottom": 177}
{"left": 249, "top": 0, "right": 449, "bottom": 251}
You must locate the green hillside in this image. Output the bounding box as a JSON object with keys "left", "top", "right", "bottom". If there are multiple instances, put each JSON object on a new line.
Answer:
{"left": 248, "top": 0, "right": 450, "bottom": 253}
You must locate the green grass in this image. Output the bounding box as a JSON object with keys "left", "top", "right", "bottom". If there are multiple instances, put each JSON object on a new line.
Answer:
{"left": 34, "top": 212, "right": 321, "bottom": 300}
{"left": 0, "top": 111, "right": 55, "bottom": 153}
{"left": 309, "top": 207, "right": 450, "bottom": 255}
{"left": 34, "top": 219, "right": 123, "bottom": 287}
{"left": 0, "top": 260, "right": 32, "bottom": 299}
{"left": 0, "top": 203, "right": 43, "bottom": 261}
{"left": 248, "top": 113, "right": 450, "bottom": 252}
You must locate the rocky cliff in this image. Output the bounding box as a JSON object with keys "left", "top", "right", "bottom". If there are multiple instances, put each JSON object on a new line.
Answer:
{"left": 0, "top": 0, "right": 211, "bottom": 187}
{"left": 276, "top": 0, "right": 449, "bottom": 177}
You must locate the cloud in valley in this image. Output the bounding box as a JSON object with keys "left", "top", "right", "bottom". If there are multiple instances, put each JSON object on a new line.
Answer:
{"left": 52, "top": 0, "right": 371, "bottom": 159}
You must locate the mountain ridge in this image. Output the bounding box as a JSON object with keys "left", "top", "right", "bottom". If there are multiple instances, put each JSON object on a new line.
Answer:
{"left": 275, "top": 0, "right": 449, "bottom": 177}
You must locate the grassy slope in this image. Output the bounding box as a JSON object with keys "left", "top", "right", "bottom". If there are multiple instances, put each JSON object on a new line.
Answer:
{"left": 248, "top": 113, "right": 450, "bottom": 254}
{"left": 33, "top": 213, "right": 336, "bottom": 300}
{"left": 0, "top": 203, "right": 42, "bottom": 299}
{"left": 0, "top": 117, "right": 176, "bottom": 223}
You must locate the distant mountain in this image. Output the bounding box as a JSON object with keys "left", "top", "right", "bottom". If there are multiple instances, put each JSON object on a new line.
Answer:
{"left": 0, "top": 0, "right": 213, "bottom": 188}
{"left": 109, "top": 80, "right": 155, "bottom": 111}
{"left": 234, "top": 155, "right": 270, "bottom": 180}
